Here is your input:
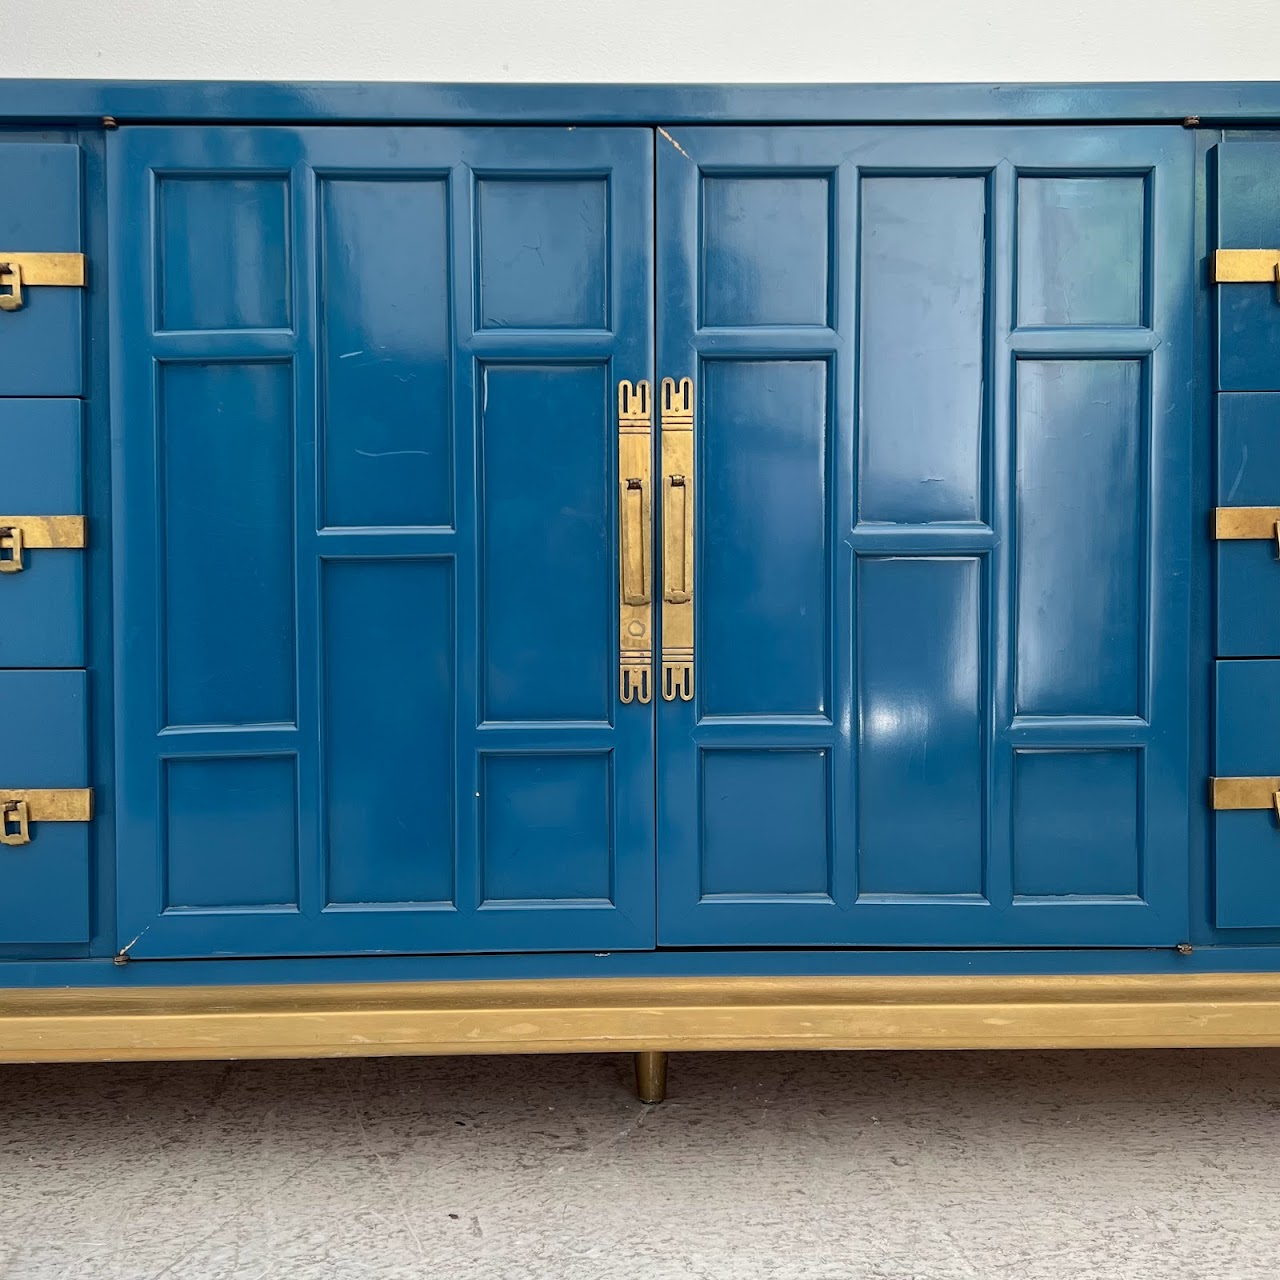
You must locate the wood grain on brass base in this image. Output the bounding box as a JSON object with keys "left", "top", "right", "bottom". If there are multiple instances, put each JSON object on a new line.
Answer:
{"left": 4, "top": 974, "right": 1280, "bottom": 1062}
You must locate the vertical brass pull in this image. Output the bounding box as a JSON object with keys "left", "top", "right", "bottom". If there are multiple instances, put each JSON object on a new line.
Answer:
{"left": 620, "top": 478, "right": 651, "bottom": 606}
{"left": 663, "top": 475, "right": 691, "bottom": 604}
{"left": 618, "top": 379, "right": 653, "bottom": 705}
{"left": 660, "top": 376, "right": 695, "bottom": 702}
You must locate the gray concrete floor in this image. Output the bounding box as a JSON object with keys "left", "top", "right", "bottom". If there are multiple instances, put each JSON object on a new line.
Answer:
{"left": 1, "top": 1049, "right": 1278, "bottom": 1279}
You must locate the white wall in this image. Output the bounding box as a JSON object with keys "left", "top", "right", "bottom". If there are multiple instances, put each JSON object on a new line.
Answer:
{"left": 6, "top": 0, "right": 1279, "bottom": 83}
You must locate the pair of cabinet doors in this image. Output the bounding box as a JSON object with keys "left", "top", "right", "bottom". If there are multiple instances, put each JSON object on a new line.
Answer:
{"left": 109, "top": 125, "right": 1194, "bottom": 958}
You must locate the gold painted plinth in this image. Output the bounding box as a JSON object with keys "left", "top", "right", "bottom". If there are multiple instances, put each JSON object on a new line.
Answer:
{"left": 3, "top": 973, "right": 1280, "bottom": 1063}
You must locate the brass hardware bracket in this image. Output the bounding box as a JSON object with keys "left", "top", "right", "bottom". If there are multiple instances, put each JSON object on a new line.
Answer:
{"left": 618, "top": 379, "right": 653, "bottom": 705}
{"left": 0, "top": 253, "right": 87, "bottom": 313}
{"left": 660, "top": 377, "right": 695, "bottom": 702}
{"left": 1211, "top": 777, "right": 1280, "bottom": 820}
{"left": 0, "top": 789, "right": 93, "bottom": 847}
{"left": 0, "top": 800, "right": 30, "bottom": 846}
{"left": 0, "top": 516, "right": 86, "bottom": 574}
{"left": 1215, "top": 506, "right": 1280, "bottom": 554}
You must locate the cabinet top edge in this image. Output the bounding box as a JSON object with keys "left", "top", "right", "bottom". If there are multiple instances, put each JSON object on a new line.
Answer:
{"left": 4, "top": 79, "right": 1280, "bottom": 126}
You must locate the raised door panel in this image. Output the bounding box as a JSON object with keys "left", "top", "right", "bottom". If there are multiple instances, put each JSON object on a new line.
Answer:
{"left": 110, "top": 126, "right": 655, "bottom": 958}
{"left": 656, "top": 126, "right": 1192, "bottom": 947}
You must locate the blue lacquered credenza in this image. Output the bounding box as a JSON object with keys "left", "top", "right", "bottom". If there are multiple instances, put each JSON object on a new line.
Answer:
{"left": 5, "top": 81, "right": 1280, "bottom": 1101}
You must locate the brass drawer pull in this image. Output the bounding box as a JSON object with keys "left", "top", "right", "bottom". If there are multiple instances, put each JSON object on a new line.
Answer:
{"left": 0, "top": 516, "right": 86, "bottom": 574}
{"left": 0, "top": 789, "right": 93, "bottom": 847}
{"left": 660, "top": 377, "right": 695, "bottom": 702}
{"left": 617, "top": 379, "right": 653, "bottom": 705}
{"left": 1215, "top": 507, "right": 1280, "bottom": 554}
{"left": 1211, "top": 777, "right": 1280, "bottom": 821}
{"left": 0, "top": 253, "right": 87, "bottom": 313}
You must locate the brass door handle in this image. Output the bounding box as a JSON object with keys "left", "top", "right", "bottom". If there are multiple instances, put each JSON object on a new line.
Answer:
{"left": 618, "top": 380, "right": 653, "bottom": 704}
{"left": 660, "top": 377, "right": 694, "bottom": 701}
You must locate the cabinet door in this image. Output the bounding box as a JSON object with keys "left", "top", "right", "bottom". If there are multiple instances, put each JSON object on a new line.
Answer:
{"left": 655, "top": 126, "right": 1193, "bottom": 946}
{"left": 110, "top": 126, "right": 655, "bottom": 958}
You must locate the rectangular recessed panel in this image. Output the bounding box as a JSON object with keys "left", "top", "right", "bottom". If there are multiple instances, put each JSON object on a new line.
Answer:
{"left": 699, "top": 749, "right": 831, "bottom": 898}
{"left": 858, "top": 175, "right": 987, "bottom": 524}
{"left": 857, "top": 557, "right": 983, "bottom": 897}
{"left": 481, "top": 363, "right": 610, "bottom": 722}
{"left": 157, "top": 177, "right": 290, "bottom": 331}
{"left": 702, "top": 360, "right": 828, "bottom": 717}
{"left": 481, "top": 754, "right": 612, "bottom": 903}
{"left": 1015, "top": 360, "right": 1144, "bottom": 716}
{"left": 1217, "top": 394, "right": 1280, "bottom": 656}
{"left": 161, "top": 362, "right": 295, "bottom": 728}
{"left": 477, "top": 178, "right": 608, "bottom": 330}
{"left": 1013, "top": 750, "right": 1141, "bottom": 898}
{"left": 323, "top": 559, "right": 454, "bottom": 907}
{"left": 165, "top": 757, "right": 298, "bottom": 909}
{"left": 1017, "top": 176, "right": 1147, "bottom": 327}
{"left": 701, "top": 175, "right": 831, "bottom": 326}
{"left": 320, "top": 177, "right": 453, "bottom": 529}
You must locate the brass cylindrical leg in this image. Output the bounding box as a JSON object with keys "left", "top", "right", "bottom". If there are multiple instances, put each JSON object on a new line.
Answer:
{"left": 633, "top": 1050, "right": 668, "bottom": 1104}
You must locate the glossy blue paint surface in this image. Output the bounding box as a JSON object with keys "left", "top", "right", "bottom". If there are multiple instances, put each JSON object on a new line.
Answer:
{"left": 110, "top": 126, "right": 655, "bottom": 958}
{"left": 0, "top": 400, "right": 84, "bottom": 668}
{"left": 0, "top": 671, "right": 90, "bottom": 943}
{"left": 656, "top": 126, "right": 1193, "bottom": 947}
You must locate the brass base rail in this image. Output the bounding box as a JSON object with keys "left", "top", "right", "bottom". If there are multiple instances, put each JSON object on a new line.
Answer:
{"left": 3, "top": 973, "right": 1280, "bottom": 1063}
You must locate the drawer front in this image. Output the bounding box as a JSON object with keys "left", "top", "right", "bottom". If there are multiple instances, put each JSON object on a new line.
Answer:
{"left": 0, "top": 143, "right": 84, "bottom": 397}
{"left": 0, "top": 400, "right": 85, "bottom": 667}
{"left": 1213, "top": 660, "right": 1280, "bottom": 927}
{"left": 1217, "top": 394, "right": 1280, "bottom": 655}
{"left": 0, "top": 670, "right": 90, "bottom": 943}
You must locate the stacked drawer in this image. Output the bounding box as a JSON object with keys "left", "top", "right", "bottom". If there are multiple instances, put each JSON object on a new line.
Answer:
{"left": 0, "top": 139, "right": 92, "bottom": 944}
